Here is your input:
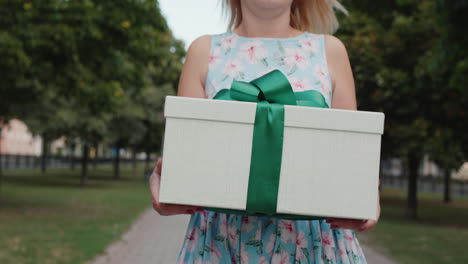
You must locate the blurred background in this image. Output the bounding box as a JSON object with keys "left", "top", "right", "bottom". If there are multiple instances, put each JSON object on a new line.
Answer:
{"left": 0, "top": 0, "right": 467, "bottom": 263}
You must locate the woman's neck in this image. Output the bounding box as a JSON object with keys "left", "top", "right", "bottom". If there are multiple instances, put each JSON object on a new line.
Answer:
{"left": 235, "top": 2, "right": 302, "bottom": 39}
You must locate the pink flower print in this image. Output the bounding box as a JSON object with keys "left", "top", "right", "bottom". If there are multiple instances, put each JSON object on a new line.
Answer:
{"left": 218, "top": 215, "right": 228, "bottom": 237}
{"left": 221, "top": 34, "right": 238, "bottom": 50}
{"left": 208, "top": 47, "right": 222, "bottom": 69}
{"left": 254, "top": 229, "right": 261, "bottom": 241}
{"left": 284, "top": 48, "right": 309, "bottom": 70}
{"left": 337, "top": 239, "right": 347, "bottom": 262}
{"left": 239, "top": 40, "right": 267, "bottom": 64}
{"left": 338, "top": 239, "right": 346, "bottom": 255}
{"left": 344, "top": 230, "right": 358, "bottom": 254}
{"left": 266, "top": 233, "right": 276, "bottom": 254}
{"left": 228, "top": 225, "right": 238, "bottom": 249}
{"left": 241, "top": 216, "right": 255, "bottom": 233}
{"left": 186, "top": 227, "right": 199, "bottom": 252}
{"left": 295, "top": 231, "right": 309, "bottom": 260}
{"left": 256, "top": 67, "right": 281, "bottom": 79}
{"left": 194, "top": 259, "right": 203, "bottom": 264}
{"left": 314, "top": 64, "right": 331, "bottom": 94}
{"left": 321, "top": 231, "right": 335, "bottom": 260}
{"left": 321, "top": 231, "right": 334, "bottom": 246}
{"left": 272, "top": 251, "right": 291, "bottom": 264}
{"left": 259, "top": 256, "right": 268, "bottom": 264}
{"left": 288, "top": 77, "right": 312, "bottom": 92}
{"left": 344, "top": 231, "right": 354, "bottom": 242}
{"left": 314, "top": 64, "right": 332, "bottom": 104}
{"left": 299, "top": 37, "right": 319, "bottom": 54}
{"left": 279, "top": 220, "right": 296, "bottom": 243}
{"left": 222, "top": 59, "right": 244, "bottom": 78}
{"left": 240, "top": 244, "right": 250, "bottom": 263}
{"left": 207, "top": 79, "right": 221, "bottom": 99}
{"left": 324, "top": 245, "right": 335, "bottom": 260}
{"left": 314, "top": 64, "right": 328, "bottom": 81}
{"left": 209, "top": 241, "right": 221, "bottom": 264}
{"left": 209, "top": 257, "right": 219, "bottom": 264}
{"left": 199, "top": 210, "right": 209, "bottom": 231}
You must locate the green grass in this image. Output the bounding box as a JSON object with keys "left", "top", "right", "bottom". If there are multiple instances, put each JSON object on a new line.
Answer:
{"left": 0, "top": 165, "right": 151, "bottom": 264}
{"left": 364, "top": 188, "right": 468, "bottom": 264}
{"left": 3, "top": 167, "right": 468, "bottom": 264}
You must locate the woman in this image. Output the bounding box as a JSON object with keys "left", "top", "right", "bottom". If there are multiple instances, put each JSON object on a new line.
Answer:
{"left": 150, "top": 0, "right": 380, "bottom": 263}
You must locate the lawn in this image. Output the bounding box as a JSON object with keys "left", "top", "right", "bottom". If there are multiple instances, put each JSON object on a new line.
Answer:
{"left": 364, "top": 188, "right": 468, "bottom": 264}
{"left": 2, "top": 167, "right": 467, "bottom": 264}
{"left": 0, "top": 165, "right": 152, "bottom": 264}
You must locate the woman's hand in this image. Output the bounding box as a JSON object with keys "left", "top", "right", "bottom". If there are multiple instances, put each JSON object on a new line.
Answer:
{"left": 149, "top": 36, "right": 209, "bottom": 216}
{"left": 326, "top": 200, "right": 380, "bottom": 232}
{"left": 326, "top": 218, "right": 378, "bottom": 232}
{"left": 149, "top": 157, "right": 203, "bottom": 216}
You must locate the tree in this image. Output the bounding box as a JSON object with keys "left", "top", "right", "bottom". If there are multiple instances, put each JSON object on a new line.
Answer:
{"left": 421, "top": 0, "right": 468, "bottom": 202}
{"left": 1, "top": 0, "right": 182, "bottom": 187}
{"left": 338, "top": 0, "right": 439, "bottom": 219}
{"left": 134, "top": 39, "right": 185, "bottom": 173}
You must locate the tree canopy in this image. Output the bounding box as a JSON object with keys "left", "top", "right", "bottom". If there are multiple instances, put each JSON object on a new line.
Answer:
{"left": 0, "top": 0, "right": 185, "bottom": 181}
{"left": 338, "top": 0, "right": 468, "bottom": 215}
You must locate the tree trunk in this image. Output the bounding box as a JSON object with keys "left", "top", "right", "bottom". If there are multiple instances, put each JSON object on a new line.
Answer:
{"left": 443, "top": 168, "right": 452, "bottom": 203}
{"left": 113, "top": 144, "right": 120, "bottom": 180}
{"left": 132, "top": 150, "right": 137, "bottom": 176}
{"left": 145, "top": 150, "right": 151, "bottom": 173}
{"left": 93, "top": 143, "right": 98, "bottom": 170}
{"left": 0, "top": 153, "right": 3, "bottom": 194}
{"left": 41, "top": 133, "right": 48, "bottom": 175}
{"left": 406, "top": 153, "right": 419, "bottom": 220}
{"left": 69, "top": 143, "right": 76, "bottom": 170}
{"left": 80, "top": 144, "right": 89, "bottom": 187}
{"left": 432, "top": 175, "right": 437, "bottom": 192}
{"left": 0, "top": 123, "right": 3, "bottom": 195}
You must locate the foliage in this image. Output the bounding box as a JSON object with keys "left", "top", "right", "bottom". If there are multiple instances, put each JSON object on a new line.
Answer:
{"left": 338, "top": 0, "right": 438, "bottom": 160}
{"left": 422, "top": 0, "right": 468, "bottom": 170}
{"left": 338, "top": 0, "right": 468, "bottom": 213}
{"left": 338, "top": 0, "right": 467, "bottom": 169}
{"left": 0, "top": 0, "right": 185, "bottom": 179}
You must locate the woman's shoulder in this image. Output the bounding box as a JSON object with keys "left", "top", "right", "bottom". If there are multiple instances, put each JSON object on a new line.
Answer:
{"left": 182, "top": 33, "right": 229, "bottom": 94}
{"left": 187, "top": 32, "right": 232, "bottom": 53}
{"left": 323, "top": 35, "right": 348, "bottom": 62}
{"left": 184, "top": 35, "right": 212, "bottom": 79}
{"left": 186, "top": 32, "right": 233, "bottom": 60}
{"left": 187, "top": 35, "right": 211, "bottom": 56}
{"left": 322, "top": 34, "right": 355, "bottom": 109}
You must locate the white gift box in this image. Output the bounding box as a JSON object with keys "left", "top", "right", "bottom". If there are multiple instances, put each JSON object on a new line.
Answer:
{"left": 159, "top": 96, "right": 384, "bottom": 220}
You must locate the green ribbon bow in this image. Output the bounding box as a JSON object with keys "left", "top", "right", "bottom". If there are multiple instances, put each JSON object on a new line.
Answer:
{"left": 209, "top": 70, "right": 329, "bottom": 220}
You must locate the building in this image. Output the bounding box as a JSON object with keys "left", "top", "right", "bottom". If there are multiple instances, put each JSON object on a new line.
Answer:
{"left": 0, "top": 119, "right": 42, "bottom": 155}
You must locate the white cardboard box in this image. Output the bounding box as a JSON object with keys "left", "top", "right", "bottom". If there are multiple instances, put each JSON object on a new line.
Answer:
{"left": 159, "top": 96, "right": 384, "bottom": 220}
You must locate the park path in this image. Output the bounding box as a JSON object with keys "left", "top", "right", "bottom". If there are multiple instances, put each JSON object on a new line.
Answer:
{"left": 87, "top": 208, "right": 398, "bottom": 264}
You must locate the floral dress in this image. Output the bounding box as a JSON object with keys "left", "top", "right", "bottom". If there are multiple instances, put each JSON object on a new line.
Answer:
{"left": 177, "top": 31, "right": 367, "bottom": 264}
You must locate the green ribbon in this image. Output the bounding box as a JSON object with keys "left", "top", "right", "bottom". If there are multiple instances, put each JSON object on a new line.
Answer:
{"left": 209, "top": 70, "right": 329, "bottom": 220}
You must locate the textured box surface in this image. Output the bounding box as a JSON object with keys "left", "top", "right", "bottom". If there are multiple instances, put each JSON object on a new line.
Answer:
{"left": 159, "top": 96, "right": 385, "bottom": 220}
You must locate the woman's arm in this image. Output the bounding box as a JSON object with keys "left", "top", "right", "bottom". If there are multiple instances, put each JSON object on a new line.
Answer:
{"left": 149, "top": 35, "right": 211, "bottom": 216}
{"left": 177, "top": 35, "right": 211, "bottom": 98}
{"left": 326, "top": 35, "right": 357, "bottom": 111}
{"left": 324, "top": 35, "right": 380, "bottom": 231}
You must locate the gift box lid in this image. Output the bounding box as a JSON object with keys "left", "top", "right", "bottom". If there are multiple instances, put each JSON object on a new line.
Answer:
{"left": 164, "top": 96, "right": 384, "bottom": 135}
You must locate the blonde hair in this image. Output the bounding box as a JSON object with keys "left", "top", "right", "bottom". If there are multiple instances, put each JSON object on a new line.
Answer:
{"left": 221, "top": 0, "right": 348, "bottom": 34}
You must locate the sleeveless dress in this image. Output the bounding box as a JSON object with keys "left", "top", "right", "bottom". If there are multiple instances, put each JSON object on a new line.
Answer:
{"left": 177, "top": 31, "right": 367, "bottom": 264}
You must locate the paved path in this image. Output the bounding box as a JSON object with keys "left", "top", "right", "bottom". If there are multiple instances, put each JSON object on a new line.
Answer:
{"left": 87, "top": 208, "right": 398, "bottom": 264}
